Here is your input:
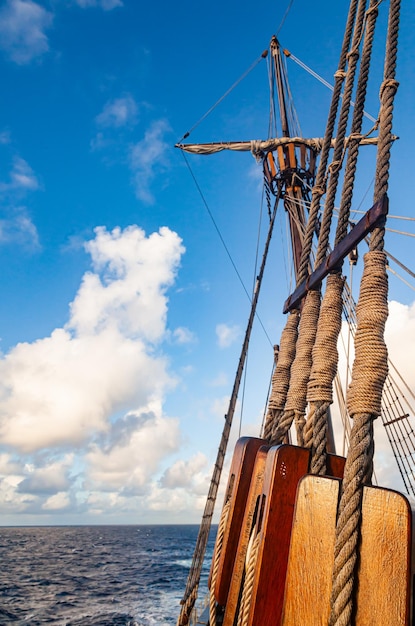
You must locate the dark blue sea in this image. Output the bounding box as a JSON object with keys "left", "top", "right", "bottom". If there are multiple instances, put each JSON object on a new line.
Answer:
{"left": 0, "top": 525, "right": 216, "bottom": 625}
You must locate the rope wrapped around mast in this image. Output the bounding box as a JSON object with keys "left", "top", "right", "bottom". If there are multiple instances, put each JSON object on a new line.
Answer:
{"left": 306, "top": 0, "right": 381, "bottom": 471}
{"left": 329, "top": 0, "right": 400, "bottom": 622}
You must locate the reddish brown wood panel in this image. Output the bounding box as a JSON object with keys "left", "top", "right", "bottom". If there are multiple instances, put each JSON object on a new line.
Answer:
{"left": 212, "top": 436, "right": 267, "bottom": 606}
{"left": 245, "top": 446, "right": 345, "bottom": 626}
{"left": 245, "top": 445, "right": 310, "bottom": 626}
{"left": 222, "top": 445, "right": 269, "bottom": 626}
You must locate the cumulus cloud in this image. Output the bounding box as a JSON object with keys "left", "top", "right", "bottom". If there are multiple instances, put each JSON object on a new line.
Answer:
{"left": 42, "top": 491, "right": 71, "bottom": 511}
{"left": 129, "top": 119, "right": 171, "bottom": 204}
{"left": 216, "top": 322, "right": 241, "bottom": 348}
{"left": 18, "top": 456, "right": 73, "bottom": 495}
{"left": 96, "top": 95, "right": 138, "bottom": 128}
{"left": 0, "top": 225, "right": 185, "bottom": 453}
{"left": 160, "top": 452, "right": 208, "bottom": 489}
{"left": 0, "top": 223, "right": 202, "bottom": 520}
{"left": 0, "top": 0, "right": 53, "bottom": 64}
{"left": 86, "top": 407, "right": 180, "bottom": 494}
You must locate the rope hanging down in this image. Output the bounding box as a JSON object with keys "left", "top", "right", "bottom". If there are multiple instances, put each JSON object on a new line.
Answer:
{"left": 329, "top": 0, "right": 401, "bottom": 622}
{"left": 177, "top": 189, "right": 281, "bottom": 626}
{"left": 266, "top": 0, "right": 362, "bottom": 445}
{"left": 307, "top": 0, "right": 382, "bottom": 474}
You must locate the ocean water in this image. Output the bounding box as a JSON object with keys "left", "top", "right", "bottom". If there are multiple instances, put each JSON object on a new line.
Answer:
{"left": 0, "top": 525, "right": 216, "bottom": 626}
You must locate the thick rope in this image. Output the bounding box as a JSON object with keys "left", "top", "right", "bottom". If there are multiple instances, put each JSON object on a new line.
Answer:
{"left": 329, "top": 414, "right": 374, "bottom": 626}
{"left": 237, "top": 533, "right": 261, "bottom": 626}
{"left": 308, "top": 273, "right": 344, "bottom": 474}
{"left": 328, "top": 0, "right": 400, "bottom": 604}
{"left": 272, "top": 0, "right": 367, "bottom": 449}
{"left": 209, "top": 499, "right": 231, "bottom": 626}
{"left": 264, "top": 311, "right": 299, "bottom": 441}
{"left": 296, "top": 0, "right": 361, "bottom": 286}
{"left": 265, "top": 0, "right": 360, "bottom": 448}
{"left": 329, "top": 251, "right": 389, "bottom": 626}
{"left": 308, "top": 0, "right": 381, "bottom": 473}
{"left": 177, "top": 583, "right": 199, "bottom": 626}
{"left": 272, "top": 289, "right": 321, "bottom": 444}
{"left": 314, "top": 0, "right": 369, "bottom": 271}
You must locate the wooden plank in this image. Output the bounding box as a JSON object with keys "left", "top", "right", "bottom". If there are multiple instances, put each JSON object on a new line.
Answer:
{"left": 211, "top": 436, "right": 267, "bottom": 606}
{"left": 245, "top": 445, "right": 311, "bottom": 625}
{"left": 282, "top": 476, "right": 415, "bottom": 624}
{"left": 233, "top": 446, "right": 345, "bottom": 626}
{"left": 241, "top": 446, "right": 337, "bottom": 625}
{"left": 281, "top": 475, "right": 340, "bottom": 625}
{"left": 355, "top": 486, "right": 414, "bottom": 624}
{"left": 222, "top": 445, "right": 269, "bottom": 626}
{"left": 283, "top": 194, "right": 388, "bottom": 313}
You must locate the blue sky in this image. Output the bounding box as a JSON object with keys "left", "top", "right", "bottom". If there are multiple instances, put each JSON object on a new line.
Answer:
{"left": 0, "top": 0, "right": 413, "bottom": 525}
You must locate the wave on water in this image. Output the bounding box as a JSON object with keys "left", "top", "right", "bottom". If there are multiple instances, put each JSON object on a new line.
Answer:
{"left": 0, "top": 525, "right": 216, "bottom": 625}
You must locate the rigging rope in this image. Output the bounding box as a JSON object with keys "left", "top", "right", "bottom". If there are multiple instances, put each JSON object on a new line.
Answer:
{"left": 308, "top": 0, "right": 380, "bottom": 474}
{"left": 180, "top": 150, "right": 273, "bottom": 347}
{"left": 266, "top": 0, "right": 361, "bottom": 445}
{"left": 177, "top": 178, "right": 281, "bottom": 625}
{"left": 329, "top": 0, "right": 401, "bottom": 622}
{"left": 177, "top": 52, "right": 268, "bottom": 144}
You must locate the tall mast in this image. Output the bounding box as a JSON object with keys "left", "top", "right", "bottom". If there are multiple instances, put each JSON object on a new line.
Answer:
{"left": 271, "top": 36, "right": 290, "bottom": 138}
{"left": 266, "top": 37, "right": 315, "bottom": 282}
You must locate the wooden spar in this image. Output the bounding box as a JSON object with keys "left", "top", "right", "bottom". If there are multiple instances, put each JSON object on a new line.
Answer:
{"left": 283, "top": 194, "right": 389, "bottom": 313}
{"left": 174, "top": 135, "right": 393, "bottom": 156}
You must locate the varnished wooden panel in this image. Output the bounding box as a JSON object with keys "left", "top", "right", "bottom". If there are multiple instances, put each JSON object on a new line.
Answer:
{"left": 244, "top": 446, "right": 345, "bottom": 626}
{"left": 356, "top": 486, "right": 414, "bottom": 624}
{"left": 281, "top": 475, "right": 340, "bottom": 625}
{"left": 222, "top": 445, "right": 269, "bottom": 626}
{"left": 212, "top": 436, "right": 266, "bottom": 606}
{"left": 245, "top": 445, "right": 310, "bottom": 626}
{"left": 282, "top": 475, "right": 415, "bottom": 625}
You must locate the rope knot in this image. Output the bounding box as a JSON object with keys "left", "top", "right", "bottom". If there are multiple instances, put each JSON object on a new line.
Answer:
{"left": 328, "top": 159, "right": 342, "bottom": 175}
{"left": 250, "top": 140, "right": 264, "bottom": 162}
{"left": 346, "top": 48, "right": 360, "bottom": 62}
{"left": 312, "top": 184, "right": 326, "bottom": 198}
{"left": 334, "top": 69, "right": 346, "bottom": 80}
{"left": 346, "top": 132, "right": 363, "bottom": 146}
{"left": 365, "top": 2, "right": 379, "bottom": 18}
{"left": 379, "top": 78, "right": 399, "bottom": 101}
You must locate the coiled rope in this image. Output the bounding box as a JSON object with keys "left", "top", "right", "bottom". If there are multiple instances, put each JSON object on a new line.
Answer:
{"left": 329, "top": 0, "right": 401, "bottom": 622}
{"left": 308, "top": 0, "right": 381, "bottom": 473}
{"left": 266, "top": 0, "right": 360, "bottom": 443}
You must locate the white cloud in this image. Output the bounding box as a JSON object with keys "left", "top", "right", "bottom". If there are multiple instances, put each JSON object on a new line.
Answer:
{"left": 160, "top": 452, "right": 208, "bottom": 489}
{"left": 18, "top": 456, "right": 73, "bottom": 495}
{"left": 70, "top": 224, "right": 184, "bottom": 340}
{"left": 172, "top": 326, "right": 196, "bottom": 345}
{"left": 0, "top": 208, "right": 40, "bottom": 250}
{"left": 0, "top": 0, "right": 53, "bottom": 64}
{"left": 216, "top": 322, "right": 241, "bottom": 348}
{"left": 86, "top": 407, "right": 180, "bottom": 493}
{"left": 75, "top": 0, "right": 123, "bottom": 9}
{"left": 0, "top": 225, "right": 185, "bottom": 453}
{"left": 96, "top": 95, "right": 138, "bottom": 128}
{"left": 129, "top": 119, "right": 171, "bottom": 204}
{"left": 42, "top": 491, "right": 71, "bottom": 511}
{"left": 0, "top": 156, "right": 39, "bottom": 192}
